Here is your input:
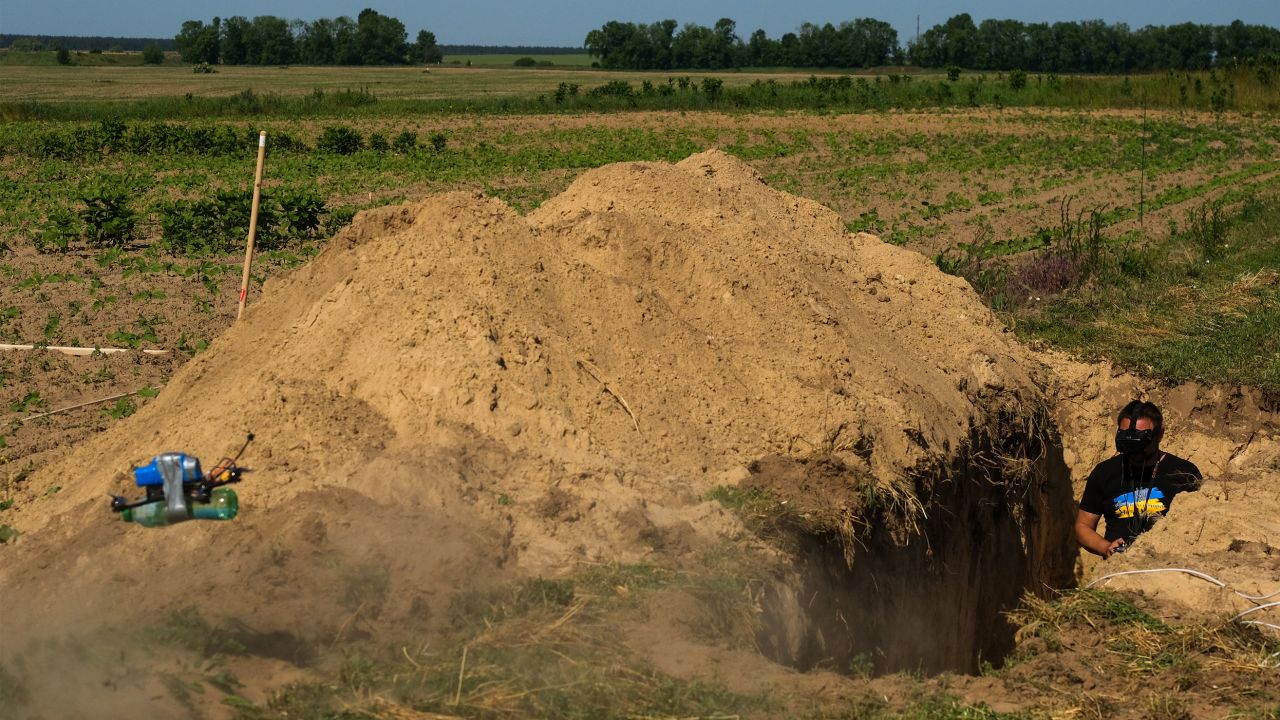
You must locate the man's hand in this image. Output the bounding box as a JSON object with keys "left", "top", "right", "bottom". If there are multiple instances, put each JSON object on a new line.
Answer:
{"left": 1075, "top": 509, "right": 1125, "bottom": 558}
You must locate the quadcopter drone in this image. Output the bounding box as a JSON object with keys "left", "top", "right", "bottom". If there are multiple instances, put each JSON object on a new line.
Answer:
{"left": 109, "top": 433, "right": 254, "bottom": 525}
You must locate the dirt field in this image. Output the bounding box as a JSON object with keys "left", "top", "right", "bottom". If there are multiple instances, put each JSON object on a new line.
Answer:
{"left": 4, "top": 105, "right": 1274, "bottom": 486}
{"left": 3, "top": 68, "right": 1280, "bottom": 718}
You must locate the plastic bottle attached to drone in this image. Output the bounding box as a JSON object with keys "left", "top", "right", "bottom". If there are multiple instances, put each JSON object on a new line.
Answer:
{"left": 121, "top": 487, "right": 239, "bottom": 527}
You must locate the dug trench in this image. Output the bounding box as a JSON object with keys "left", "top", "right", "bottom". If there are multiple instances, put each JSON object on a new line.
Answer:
{"left": 744, "top": 402, "right": 1078, "bottom": 677}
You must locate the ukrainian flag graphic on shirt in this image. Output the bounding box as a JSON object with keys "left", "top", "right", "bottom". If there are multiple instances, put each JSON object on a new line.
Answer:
{"left": 1112, "top": 487, "right": 1167, "bottom": 519}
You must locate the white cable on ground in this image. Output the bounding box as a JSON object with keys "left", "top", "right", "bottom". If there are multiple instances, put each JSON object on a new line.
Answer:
{"left": 1088, "top": 568, "right": 1280, "bottom": 605}
{"left": 1088, "top": 568, "right": 1226, "bottom": 589}
{"left": 1085, "top": 566, "right": 1280, "bottom": 653}
{"left": 1231, "top": 601, "right": 1280, "bottom": 622}
{"left": 1240, "top": 587, "right": 1280, "bottom": 603}
{"left": 0, "top": 343, "right": 169, "bottom": 356}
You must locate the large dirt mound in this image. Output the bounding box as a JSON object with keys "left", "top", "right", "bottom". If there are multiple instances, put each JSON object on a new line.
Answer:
{"left": 2, "top": 151, "right": 1073, "bottom": 685}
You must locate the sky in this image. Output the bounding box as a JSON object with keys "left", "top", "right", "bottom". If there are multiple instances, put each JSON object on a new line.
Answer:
{"left": 3, "top": 0, "right": 1279, "bottom": 47}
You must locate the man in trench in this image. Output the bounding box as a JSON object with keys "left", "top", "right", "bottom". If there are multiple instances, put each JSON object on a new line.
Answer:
{"left": 1075, "top": 400, "right": 1203, "bottom": 558}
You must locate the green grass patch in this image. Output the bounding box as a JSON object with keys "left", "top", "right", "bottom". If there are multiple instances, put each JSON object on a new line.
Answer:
{"left": 0, "top": 49, "right": 156, "bottom": 67}
{"left": 705, "top": 483, "right": 774, "bottom": 511}
{"left": 1014, "top": 194, "right": 1280, "bottom": 390}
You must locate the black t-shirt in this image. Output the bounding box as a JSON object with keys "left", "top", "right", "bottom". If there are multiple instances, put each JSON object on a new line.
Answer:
{"left": 1079, "top": 452, "right": 1202, "bottom": 542}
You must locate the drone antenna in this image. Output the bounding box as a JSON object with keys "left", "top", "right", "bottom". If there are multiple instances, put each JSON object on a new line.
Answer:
{"left": 232, "top": 432, "right": 255, "bottom": 463}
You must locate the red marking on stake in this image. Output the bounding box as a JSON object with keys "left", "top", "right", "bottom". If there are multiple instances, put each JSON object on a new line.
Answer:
{"left": 239, "top": 287, "right": 247, "bottom": 302}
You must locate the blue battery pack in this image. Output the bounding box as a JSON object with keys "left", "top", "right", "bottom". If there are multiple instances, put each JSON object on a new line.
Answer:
{"left": 134, "top": 454, "right": 203, "bottom": 487}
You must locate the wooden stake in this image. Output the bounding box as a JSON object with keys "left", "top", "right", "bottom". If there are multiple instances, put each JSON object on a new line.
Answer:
{"left": 237, "top": 131, "right": 268, "bottom": 321}
{"left": 18, "top": 385, "right": 164, "bottom": 423}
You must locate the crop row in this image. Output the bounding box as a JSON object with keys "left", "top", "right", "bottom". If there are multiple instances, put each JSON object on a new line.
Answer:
{"left": 33, "top": 183, "right": 336, "bottom": 256}
{"left": 1, "top": 119, "right": 456, "bottom": 162}
{"left": 1, "top": 110, "right": 1273, "bottom": 262}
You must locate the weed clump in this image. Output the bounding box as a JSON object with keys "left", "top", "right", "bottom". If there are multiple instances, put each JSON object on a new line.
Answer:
{"left": 157, "top": 187, "right": 326, "bottom": 255}
{"left": 80, "top": 183, "right": 137, "bottom": 248}
{"left": 316, "top": 125, "right": 363, "bottom": 155}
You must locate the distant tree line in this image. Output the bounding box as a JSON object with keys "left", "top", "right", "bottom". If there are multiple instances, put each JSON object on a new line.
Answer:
{"left": 175, "top": 9, "right": 441, "bottom": 65}
{"left": 586, "top": 18, "right": 898, "bottom": 70}
{"left": 910, "top": 15, "right": 1280, "bottom": 72}
{"left": 441, "top": 45, "right": 582, "bottom": 55}
{"left": 585, "top": 15, "right": 1280, "bottom": 71}
{"left": 2, "top": 35, "right": 175, "bottom": 52}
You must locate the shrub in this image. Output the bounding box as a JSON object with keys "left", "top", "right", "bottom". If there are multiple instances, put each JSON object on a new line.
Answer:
{"left": 1006, "top": 251, "right": 1084, "bottom": 304}
{"left": 269, "top": 189, "right": 325, "bottom": 245}
{"left": 1185, "top": 201, "right": 1229, "bottom": 261}
{"left": 429, "top": 132, "right": 447, "bottom": 153}
{"left": 56, "top": 48, "right": 71, "bottom": 65}
{"left": 590, "top": 80, "right": 633, "bottom": 98}
{"left": 1210, "top": 84, "right": 1230, "bottom": 112}
{"left": 228, "top": 88, "right": 268, "bottom": 114}
{"left": 157, "top": 188, "right": 326, "bottom": 255}
{"left": 37, "top": 208, "right": 81, "bottom": 253}
{"left": 947, "top": 65, "right": 961, "bottom": 82}
{"left": 1008, "top": 69, "right": 1028, "bottom": 91}
{"left": 392, "top": 130, "right": 418, "bottom": 153}
{"left": 367, "top": 132, "right": 390, "bottom": 153}
{"left": 35, "top": 131, "right": 75, "bottom": 160}
{"left": 513, "top": 57, "right": 537, "bottom": 67}
{"left": 80, "top": 185, "right": 136, "bottom": 248}
{"left": 327, "top": 206, "right": 358, "bottom": 232}
{"left": 553, "top": 82, "right": 580, "bottom": 104}
{"left": 701, "top": 77, "right": 725, "bottom": 102}
{"left": 193, "top": 63, "right": 216, "bottom": 74}
{"left": 263, "top": 128, "right": 307, "bottom": 153}
{"left": 142, "top": 44, "right": 164, "bottom": 65}
{"left": 1117, "top": 247, "right": 1153, "bottom": 279}
{"left": 96, "top": 118, "right": 128, "bottom": 153}
{"left": 317, "top": 126, "right": 363, "bottom": 155}
{"left": 331, "top": 88, "right": 376, "bottom": 107}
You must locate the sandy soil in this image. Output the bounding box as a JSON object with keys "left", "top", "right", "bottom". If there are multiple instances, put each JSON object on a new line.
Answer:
{"left": 2, "top": 149, "right": 1278, "bottom": 719}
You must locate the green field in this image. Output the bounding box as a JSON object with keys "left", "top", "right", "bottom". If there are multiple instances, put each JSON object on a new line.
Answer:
{"left": 2, "top": 59, "right": 1280, "bottom": 720}
{"left": 442, "top": 52, "right": 594, "bottom": 67}
{"left": 0, "top": 63, "right": 1277, "bottom": 445}
{"left": 0, "top": 63, "right": 836, "bottom": 108}
{"left": 0, "top": 48, "right": 176, "bottom": 67}
{"left": 2, "top": 64, "right": 1279, "bottom": 394}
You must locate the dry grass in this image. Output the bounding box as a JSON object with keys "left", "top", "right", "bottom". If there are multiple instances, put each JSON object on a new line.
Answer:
{"left": 990, "top": 589, "right": 1280, "bottom": 719}
{"left": 1219, "top": 269, "right": 1280, "bottom": 316}
{"left": 245, "top": 562, "right": 770, "bottom": 720}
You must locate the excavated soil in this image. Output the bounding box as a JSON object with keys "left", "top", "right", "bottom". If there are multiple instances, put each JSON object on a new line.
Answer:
{"left": 2, "top": 149, "right": 1278, "bottom": 718}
